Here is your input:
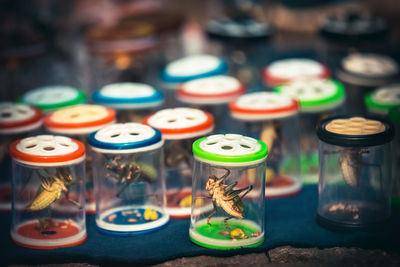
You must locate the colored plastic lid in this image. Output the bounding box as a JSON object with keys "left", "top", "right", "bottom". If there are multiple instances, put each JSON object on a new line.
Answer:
{"left": 44, "top": 104, "right": 116, "bottom": 135}
{"left": 22, "top": 86, "right": 86, "bottom": 112}
{"left": 389, "top": 105, "right": 400, "bottom": 123}
{"left": 207, "top": 17, "right": 272, "bottom": 39}
{"left": 161, "top": 54, "right": 228, "bottom": 84}
{"left": 0, "top": 102, "right": 42, "bottom": 134}
{"left": 177, "top": 75, "right": 245, "bottom": 105}
{"left": 365, "top": 84, "right": 400, "bottom": 115}
{"left": 229, "top": 92, "right": 299, "bottom": 121}
{"left": 89, "top": 123, "right": 163, "bottom": 153}
{"left": 92, "top": 83, "right": 164, "bottom": 109}
{"left": 262, "top": 58, "right": 330, "bottom": 86}
{"left": 193, "top": 134, "right": 268, "bottom": 167}
{"left": 9, "top": 135, "right": 85, "bottom": 166}
{"left": 143, "top": 108, "right": 214, "bottom": 140}
{"left": 275, "top": 79, "right": 345, "bottom": 113}
{"left": 341, "top": 53, "right": 399, "bottom": 78}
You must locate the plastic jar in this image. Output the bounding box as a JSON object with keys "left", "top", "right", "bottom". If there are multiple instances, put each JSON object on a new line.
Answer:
{"left": 21, "top": 85, "right": 86, "bottom": 113}
{"left": 316, "top": 116, "right": 394, "bottom": 229}
{"left": 92, "top": 82, "right": 164, "bottom": 123}
{"left": 44, "top": 105, "right": 116, "bottom": 213}
{"left": 229, "top": 92, "right": 301, "bottom": 198}
{"left": 0, "top": 103, "right": 43, "bottom": 211}
{"left": 389, "top": 106, "right": 400, "bottom": 209}
{"left": 143, "top": 108, "right": 214, "bottom": 218}
{"left": 177, "top": 75, "right": 245, "bottom": 133}
{"left": 365, "top": 84, "right": 400, "bottom": 117}
{"left": 275, "top": 79, "right": 345, "bottom": 184}
{"left": 10, "top": 135, "right": 86, "bottom": 249}
{"left": 89, "top": 123, "right": 168, "bottom": 235}
{"left": 189, "top": 134, "right": 268, "bottom": 249}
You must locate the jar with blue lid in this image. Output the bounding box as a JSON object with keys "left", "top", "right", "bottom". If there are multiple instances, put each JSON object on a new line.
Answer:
{"left": 89, "top": 123, "right": 168, "bottom": 235}
{"left": 92, "top": 82, "right": 164, "bottom": 123}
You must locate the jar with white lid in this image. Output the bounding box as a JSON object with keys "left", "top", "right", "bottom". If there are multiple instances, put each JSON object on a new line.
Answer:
{"left": 337, "top": 53, "right": 399, "bottom": 115}
{"left": 316, "top": 116, "right": 394, "bottom": 229}
{"left": 10, "top": 135, "right": 86, "bottom": 249}
{"left": 92, "top": 82, "right": 164, "bottom": 123}
{"left": 189, "top": 134, "right": 267, "bottom": 249}
{"left": 177, "top": 75, "right": 245, "bottom": 133}
{"left": 365, "top": 84, "right": 400, "bottom": 117}
{"left": 44, "top": 104, "right": 116, "bottom": 213}
{"left": 275, "top": 79, "right": 346, "bottom": 184}
{"left": 143, "top": 108, "right": 214, "bottom": 218}
{"left": 159, "top": 54, "right": 228, "bottom": 107}
{"left": 0, "top": 103, "right": 43, "bottom": 211}
{"left": 21, "top": 85, "right": 86, "bottom": 113}
{"left": 89, "top": 123, "right": 168, "bottom": 235}
{"left": 229, "top": 92, "right": 302, "bottom": 198}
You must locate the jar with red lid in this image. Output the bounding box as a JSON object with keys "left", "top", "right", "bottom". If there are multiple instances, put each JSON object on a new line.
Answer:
{"left": 44, "top": 104, "right": 116, "bottom": 213}
{"left": 143, "top": 108, "right": 214, "bottom": 218}
{"left": 10, "top": 135, "right": 87, "bottom": 249}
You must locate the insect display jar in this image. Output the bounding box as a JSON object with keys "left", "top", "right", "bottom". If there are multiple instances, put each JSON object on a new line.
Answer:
{"left": 262, "top": 58, "right": 331, "bottom": 89}
{"left": 89, "top": 123, "right": 168, "bottom": 235}
{"left": 9, "top": 135, "right": 87, "bottom": 249}
{"left": 177, "top": 75, "right": 245, "bottom": 133}
{"left": 44, "top": 105, "right": 116, "bottom": 213}
{"left": 189, "top": 134, "right": 268, "bottom": 249}
{"left": 275, "top": 79, "right": 346, "bottom": 184}
{"left": 229, "top": 92, "right": 301, "bottom": 198}
{"left": 337, "top": 53, "right": 399, "bottom": 115}
{"left": 389, "top": 106, "right": 400, "bottom": 209}
{"left": 365, "top": 84, "right": 400, "bottom": 117}
{"left": 92, "top": 82, "right": 164, "bottom": 123}
{"left": 316, "top": 116, "right": 394, "bottom": 229}
{"left": 21, "top": 85, "right": 86, "bottom": 113}
{"left": 159, "top": 54, "right": 228, "bottom": 107}
{"left": 143, "top": 108, "right": 214, "bottom": 218}
{"left": 0, "top": 103, "right": 43, "bottom": 211}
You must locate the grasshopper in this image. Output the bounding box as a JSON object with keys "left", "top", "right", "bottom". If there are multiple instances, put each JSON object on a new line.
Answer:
{"left": 206, "top": 168, "right": 252, "bottom": 229}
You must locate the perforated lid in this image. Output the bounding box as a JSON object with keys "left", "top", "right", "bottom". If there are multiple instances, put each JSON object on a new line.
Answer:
{"left": 161, "top": 54, "right": 228, "bottom": 84}
{"left": 365, "top": 84, "right": 400, "bottom": 115}
{"left": 275, "top": 79, "right": 345, "bottom": 113}
{"left": 229, "top": 92, "right": 299, "bottom": 121}
{"left": 88, "top": 123, "right": 163, "bottom": 153}
{"left": 341, "top": 53, "right": 399, "bottom": 78}
{"left": 142, "top": 108, "right": 214, "bottom": 140}
{"left": 0, "top": 102, "right": 42, "bottom": 134}
{"left": 177, "top": 75, "right": 245, "bottom": 105}
{"left": 44, "top": 104, "right": 116, "bottom": 135}
{"left": 262, "top": 58, "right": 330, "bottom": 86}
{"left": 92, "top": 83, "right": 164, "bottom": 109}
{"left": 192, "top": 134, "right": 268, "bottom": 166}
{"left": 22, "top": 86, "right": 86, "bottom": 111}
{"left": 9, "top": 135, "right": 85, "bottom": 166}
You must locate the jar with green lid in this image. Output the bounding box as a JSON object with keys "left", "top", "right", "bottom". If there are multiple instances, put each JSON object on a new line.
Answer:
{"left": 189, "top": 134, "right": 267, "bottom": 250}
{"left": 365, "top": 84, "right": 400, "bottom": 117}
{"left": 275, "top": 78, "right": 346, "bottom": 184}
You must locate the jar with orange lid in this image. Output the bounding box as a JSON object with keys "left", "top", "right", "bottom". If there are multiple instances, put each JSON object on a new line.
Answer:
{"left": 44, "top": 104, "right": 116, "bottom": 213}
{"left": 316, "top": 116, "right": 394, "bottom": 229}
{"left": 9, "top": 135, "right": 87, "bottom": 249}
{"left": 143, "top": 108, "right": 214, "bottom": 218}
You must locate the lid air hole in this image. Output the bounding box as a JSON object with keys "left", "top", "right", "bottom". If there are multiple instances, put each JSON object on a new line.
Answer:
{"left": 221, "top": 145, "right": 233, "bottom": 150}
{"left": 314, "top": 88, "right": 323, "bottom": 93}
{"left": 186, "top": 117, "right": 195, "bottom": 120}
{"left": 1, "top": 112, "right": 11, "bottom": 118}
{"left": 60, "top": 143, "right": 70, "bottom": 147}
{"left": 17, "top": 108, "right": 27, "bottom": 114}
{"left": 129, "top": 132, "right": 139, "bottom": 136}
{"left": 111, "top": 133, "right": 120, "bottom": 138}
{"left": 167, "top": 119, "right": 176, "bottom": 123}
{"left": 70, "top": 113, "right": 80, "bottom": 118}
{"left": 297, "top": 88, "right": 305, "bottom": 95}
{"left": 26, "top": 144, "right": 37, "bottom": 149}
{"left": 240, "top": 144, "right": 250, "bottom": 149}
{"left": 207, "top": 142, "right": 217, "bottom": 146}
{"left": 44, "top": 146, "right": 55, "bottom": 151}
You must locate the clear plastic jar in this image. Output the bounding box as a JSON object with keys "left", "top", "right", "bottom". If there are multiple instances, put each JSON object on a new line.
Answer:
{"left": 337, "top": 53, "right": 399, "bottom": 115}
{"left": 21, "top": 85, "right": 86, "bottom": 114}
{"left": 159, "top": 54, "right": 228, "bottom": 107}
{"left": 316, "top": 116, "right": 394, "bottom": 229}
{"left": 189, "top": 134, "right": 267, "bottom": 249}
{"left": 92, "top": 82, "right": 164, "bottom": 123}
{"left": 275, "top": 79, "right": 346, "bottom": 184}
{"left": 44, "top": 105, "right": 116, "bottom": 213}
{"left": 262, "top": 58, "right": 331, "bottom": 89}
{"left": 389, "top": 107, "right": 400, "bottom": 209}
{"left": 177, "top": 75, "right": 245, "bottom": 133}
{"left": 89, "top": 123, "right": 168, "bottom": 235}
{"left": 0, "top": 103, "right": 43, "bottom": 211}
{"left": 10, "top": 135, "right": 87, "bottom": 249}
{"left": 229, "top": 92, "right": 301, "bottom": 198}
{"left": 365, "top": 84, "right": 400, "bottom": 117}
{"left": 143, "top": 108, "right": 214, "bottom": 218}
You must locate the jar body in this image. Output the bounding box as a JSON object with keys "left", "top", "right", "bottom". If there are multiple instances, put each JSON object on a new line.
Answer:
{"left": 189, "top": 160, "right": 266, "bottom": 249}
{"left": 317, "top": 141, "right": 393, "bottom": 228}
{"left": 392, "top": 122, "right": 400, "bottom": 209}
{"left": 92, "top": 147, "right": 168, "bottom": 235}
{"left": 10, "top": 160, "right": 86, "bottom": 249}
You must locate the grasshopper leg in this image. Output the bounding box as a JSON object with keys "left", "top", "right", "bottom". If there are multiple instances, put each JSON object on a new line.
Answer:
{"left": 207, "top": 202, "right": 217, "bottom": 226}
